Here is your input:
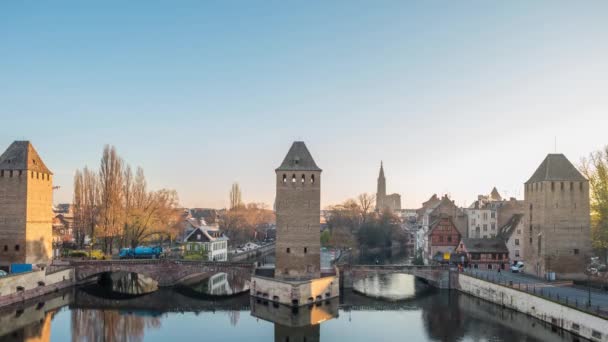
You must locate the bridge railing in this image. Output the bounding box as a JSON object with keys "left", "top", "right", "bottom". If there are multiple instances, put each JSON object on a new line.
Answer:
{"left": 463, "top": 269, "right": 608, "bottom": 319}
{"left": 65, "top": 259, "right": 254, "bottom": 268}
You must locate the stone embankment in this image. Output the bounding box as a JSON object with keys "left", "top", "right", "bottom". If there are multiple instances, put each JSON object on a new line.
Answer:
{"left": 0, "top": 267, "right": 74, "bottom": 307}
{"left": 455, "top": 273, "right": 608, "bottom": 342}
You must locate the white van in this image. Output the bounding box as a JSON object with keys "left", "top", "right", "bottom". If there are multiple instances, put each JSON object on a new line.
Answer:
{"left": 510, "top": 261, "right": 524, "bottom": 273}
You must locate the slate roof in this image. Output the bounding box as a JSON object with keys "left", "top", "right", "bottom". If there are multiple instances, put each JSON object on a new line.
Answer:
{"left": 276, "top": 141, "right": 321, "bottom": 172}
{"left": 526, "top": 154, "right": 585, "bottom": 184}
{"left": 0, "top": 141, "right": 52, "bottom": 174}
{"left": 498, "top": 214, "right": 523, "bottom": 240}
{"left": 460, "top": 238, "right": 508, "bottom": 254}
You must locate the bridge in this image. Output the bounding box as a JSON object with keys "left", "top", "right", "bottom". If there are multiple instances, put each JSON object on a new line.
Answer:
{"left": 59, "top": 259, "right": 450, "bottom": 290}
{"left": 64, "top": 259, "right": 254, "bottom": 287}
{"left": 339, "top": 264, "right": 451, "bottom": 289}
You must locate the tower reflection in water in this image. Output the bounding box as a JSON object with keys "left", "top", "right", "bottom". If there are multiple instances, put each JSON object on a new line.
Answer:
{"left": 250, "top": 297, "right": 339, "bottom": 342}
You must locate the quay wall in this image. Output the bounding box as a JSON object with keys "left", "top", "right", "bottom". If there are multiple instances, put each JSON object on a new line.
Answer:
{"left": 0, "top": 268, "right": 74, "bottom": 307}
{"left": 456, "top": 273, "right": 608, "bottom": 342}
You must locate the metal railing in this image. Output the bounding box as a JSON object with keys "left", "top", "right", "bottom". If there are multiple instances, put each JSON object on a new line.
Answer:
{"left": 462, "top": 269, "right": 608, "bottom": 319}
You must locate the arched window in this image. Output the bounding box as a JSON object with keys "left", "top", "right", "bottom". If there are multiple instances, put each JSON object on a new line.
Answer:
{"left": 282, "top": 174, "right": 287, "bottom": 183}
{"left": 15, "top": 245, "right": 20, "bottom": 251}
{"left": 301, "top": 174, "right": 305, "bottom": 183}
{"left": 310, "top": 174, "right": 315, "bottom": 184}
{"left": 291, "top": 174, "right": 296, "bottom": 183}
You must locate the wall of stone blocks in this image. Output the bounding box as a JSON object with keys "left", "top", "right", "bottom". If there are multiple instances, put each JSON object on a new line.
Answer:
{"left": 251, "top": 274, "right": 339, "bottom": 307}
{"left": 274, "top": 171, "right": 321, "bottom": 280}
{"left": 524, "top": 180, "right": 591, "bottom": 279}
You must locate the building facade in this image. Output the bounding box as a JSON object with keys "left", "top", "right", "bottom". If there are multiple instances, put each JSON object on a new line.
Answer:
{"left": 375, "top": 162, "right": 401, "bottom": 212}
{"left": 524, "top": 154, "right": 591, "bottom": 279}
{"left": 426, "top": 214, "right": 461, "bottom": 263}
{"left": 0, "top": 141, "right": 53, "bottom": 268}
{"left": 275, "top": 141, "right": 322, "bottom": 280}
{"left": 456, "top": 238, "right": 510, "bottom": 270}
{"left": 498, "top": 214, "right": 525, "bottom": 263}
{"left": 465, "top": 208, "right": 498, "bottom": 238}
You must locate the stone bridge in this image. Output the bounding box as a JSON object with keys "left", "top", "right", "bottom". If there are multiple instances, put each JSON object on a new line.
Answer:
{"left": 339, "top": 264, "right": 451, "bottom": 289}
{"left": 66, "top": 259, "right": 254, "bottom": 287}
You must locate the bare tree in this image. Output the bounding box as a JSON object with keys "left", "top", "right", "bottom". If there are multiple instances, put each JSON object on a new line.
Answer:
{"left": 358, "top": 193, "right": 375, "bottom": 223}
{"left": 98, "top": 145, "right": 124, "bottom": 254}
{"left": 229, "top": 182, "right": 243, "bottom": 210}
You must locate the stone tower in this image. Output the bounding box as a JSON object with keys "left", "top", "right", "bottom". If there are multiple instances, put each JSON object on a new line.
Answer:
{"left": 275, "top": 141, "right": 321, "bottom": 280}
{"left": 0, "top": 141, "right": 53, "bottom": 267}
{"left": 376, "top": 161, "right": 386, "bottom": 210}
{"left": 524, "top": 154, "right": 591, "bottom": 279}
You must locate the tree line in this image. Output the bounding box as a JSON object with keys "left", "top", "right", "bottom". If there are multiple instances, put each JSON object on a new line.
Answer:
{"left": 323, "top": 193, "right": 407, "bottom": 250}
{"left": 581, "top": 145, "right": 608, "bottom": 264}
{"left": 72, "top": 145, "right": 180, "bottom": 254}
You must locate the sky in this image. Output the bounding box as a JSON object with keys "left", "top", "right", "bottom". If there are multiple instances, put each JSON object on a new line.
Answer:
{"left": 1, "top": 1, "right": 607, "bottom": 209}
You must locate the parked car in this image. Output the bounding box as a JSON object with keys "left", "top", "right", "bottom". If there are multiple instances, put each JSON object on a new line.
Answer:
{"left": 0, "top": 270, "right": 7, "bottom": 277}
{"left": 510, "top": 261, "right": 525, "bottom": 273}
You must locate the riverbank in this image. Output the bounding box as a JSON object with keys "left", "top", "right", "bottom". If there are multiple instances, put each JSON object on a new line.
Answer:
{"left": 455, "top": 272, "right": 608, "bottom": 342}
{"left": 0, "top": 267, "right": 75, "bottom": 307}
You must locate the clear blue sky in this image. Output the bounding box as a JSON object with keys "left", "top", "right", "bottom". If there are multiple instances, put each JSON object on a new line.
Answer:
{"left": 1, "top": 1, "right": 607, "bottom": 209}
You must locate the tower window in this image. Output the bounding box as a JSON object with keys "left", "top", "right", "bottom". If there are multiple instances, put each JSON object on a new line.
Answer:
{"left": 570, "top": 182, "right": 573, "bottom": 191}
{"left": 573, "top": 249, "right": 579, "bottom": 255}
{"left": 301, "top": 174, "right": 305, "bottom": 183}
{"left": 561, "top": 182, "right": 564, "bottom": 190}
{"left": 0, "top": 170, "right": 3, "bottom": 177}
{"left": 19, "top": 170, "right": 22, "bottom": 176}
{"left": 9, "top": 170, "right": 13, "bottom": 177}
{"left": 551, "top": 182, "right": 554, "bottom": 191}
{"left": 3, "top": 245, "right": 7, "bottom": 252}
{"left": 304, "top": 247, "right": 307, "bottom": 253}
{"left": 286, "top": 248, "right": 290, "bottom": 253}
{"left": 15, "top": 245, "right": 20, "bottom": 251}
{"left": 282, "top": 174, "right": 287, "bottom": 183}
{"left": 31, "top": 171, "right": 34, "bottom": 178}
{"left": 310, "top": 174, "right": 315, "bottom": 184}
{"left": 291, "top": 174, "right": 296, "bottom": 183}
{"left": 580, "top": 182, "right": 583, "bottom": 191}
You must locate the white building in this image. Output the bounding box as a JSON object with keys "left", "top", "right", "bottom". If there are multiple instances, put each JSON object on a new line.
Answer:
{"left": 465, "top": 208, "right": 498, "bottom": 238}
{"left": 498, "top": 213, "right": 525, "bottom": 263}
{"left": 182, "top": 224, "right": 229, "bottom": 261}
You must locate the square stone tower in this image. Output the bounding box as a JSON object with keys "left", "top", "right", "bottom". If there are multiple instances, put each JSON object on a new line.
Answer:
{"left": 275, "top": 141, "right": 322, "bottom": 280}
{"left": 524, "top": 153, "right": 591, "bottom": 279}
{"left": 0, "top": 141, "right": 53, "bottom": 267}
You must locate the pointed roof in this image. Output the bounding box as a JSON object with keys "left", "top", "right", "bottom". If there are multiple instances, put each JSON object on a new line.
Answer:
{"left": 490, "top": 187, "right": 502, "bottom": 201}
{"left": 378, "top": 161, "right": 385, "bottom": 179}
{"left": 0, "top": 141, "right": 52, "bottom": 174}
{"left": 276, "top": 141, "right": 321, "bottom": 172}
{"left": 526, "top": 154, "right": 585, "bottom": 184}
{"left": 498, "top": 214, "right": 523, "bottom": 240}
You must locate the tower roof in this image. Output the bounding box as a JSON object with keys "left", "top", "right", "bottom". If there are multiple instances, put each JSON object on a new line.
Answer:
{"left": 526, "top": 153, "right": 585, "bottom": 184}
{"left": 276, "top": 141, "right": 321, "bottom": 172}
{"left": 0, "top": 141, "right": 52, "bottom": 174}
{"left": 379, "top": 161, "right": 385, "bottom": 179}
{"left": 490, "top": 187, "right": 502, "bottom": 201}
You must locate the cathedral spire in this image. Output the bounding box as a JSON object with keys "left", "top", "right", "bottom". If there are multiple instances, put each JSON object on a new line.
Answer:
{"left": 379, "top": 161, "right": 385, "bottom": 179}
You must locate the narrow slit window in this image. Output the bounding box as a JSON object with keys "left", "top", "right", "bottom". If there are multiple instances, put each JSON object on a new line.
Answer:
{"left": 310, "top": 174, "right": 315, "bottom": 184}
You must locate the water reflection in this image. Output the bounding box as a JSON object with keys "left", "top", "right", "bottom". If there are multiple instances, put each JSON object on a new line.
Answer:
{"left": 70, "top": 309, "right": 161, "bottom": 342}
{"left": 180, "top": 272, "right": 249, "bottom": 296}
{"left": 96, "top": 272, "right": 158, "bottom": 296}
{"left": 0, "top": 276, "right": 593, "bottom": 342}
{"left": 353, "top": 273, "right": 428, "bottom": 301}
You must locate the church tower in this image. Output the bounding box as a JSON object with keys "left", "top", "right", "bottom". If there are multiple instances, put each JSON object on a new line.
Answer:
{"left": 275, "top": 141, "right": 322, "bottom": 280}
{"left": 0, "top": 141, "right": 53, "bottom": 268}
{"left": 376, "top": 161, "right": 386, "bottom": 211}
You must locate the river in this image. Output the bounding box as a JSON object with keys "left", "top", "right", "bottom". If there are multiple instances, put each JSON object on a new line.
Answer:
{"left": 0, "top": 269, "right": 589, "bottom": 342}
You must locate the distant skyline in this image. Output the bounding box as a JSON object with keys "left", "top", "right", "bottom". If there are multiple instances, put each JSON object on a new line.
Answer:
{"left": 1, "top": 2, "right": 607, "bottom": 209}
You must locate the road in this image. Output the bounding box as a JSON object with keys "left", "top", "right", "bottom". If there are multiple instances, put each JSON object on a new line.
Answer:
{"left": 466, "top": 269, "right": 608, "bottom": 315}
